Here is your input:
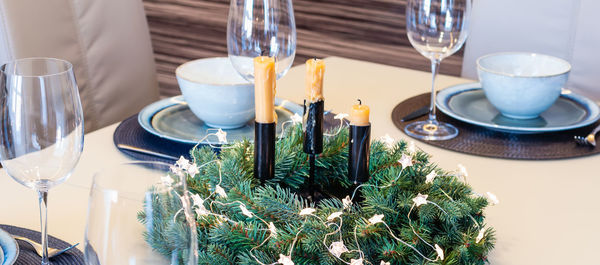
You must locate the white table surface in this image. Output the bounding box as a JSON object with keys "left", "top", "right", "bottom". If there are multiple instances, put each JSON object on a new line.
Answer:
{"left": 1, "top": 57, "right": 598, "bottom": 264}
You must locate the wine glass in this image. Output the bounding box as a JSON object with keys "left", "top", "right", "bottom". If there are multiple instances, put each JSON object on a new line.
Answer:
{"left": 0, "top": 58, "right": 84, "bottom": 265}
{"left": 84, "top": 161, "right": 198, "bottom": 265}
{"left": 227, "top": 0, "right": 296, "bottom": 81}
{"left": 405, "top": 0, "right": 471, "bottom": 140}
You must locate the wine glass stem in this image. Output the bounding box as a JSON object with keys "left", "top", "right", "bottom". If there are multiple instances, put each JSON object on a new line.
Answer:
{"left": 38, "top": 190, "right": 50, "bottom": 265}
{"left": 428, "top": 58, "right": 441, "bottom": 123}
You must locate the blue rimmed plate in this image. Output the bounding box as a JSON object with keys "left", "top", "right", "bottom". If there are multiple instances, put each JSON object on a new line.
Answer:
{"left": 138, "top": 96, "right": 303, "bottom": 144}
{"left": 0, "top": 228, "right": 18, "bottom": 265}
{"left": 436, "top": 83, "right": 600, "bottom": 133}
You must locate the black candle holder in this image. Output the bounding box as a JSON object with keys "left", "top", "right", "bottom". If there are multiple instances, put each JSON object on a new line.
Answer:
{"left": 348, "top": 124, "right": 371, "bottom": 184}
{"left": 303, "top": 100, "right": 324, "bottom": 154}
{"left": 303, "top": 100, "right": 324, "bottom": 199}
{"left": 254, "top": 122, "right": 276, "bottom": 183}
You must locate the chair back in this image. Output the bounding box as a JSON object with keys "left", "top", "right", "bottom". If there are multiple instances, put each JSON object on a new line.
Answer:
{"left": 462, "top": 0, "right": 600, "bottom": 102}
{"left": 0, "top": 0, "right": 159, "bottom": 131}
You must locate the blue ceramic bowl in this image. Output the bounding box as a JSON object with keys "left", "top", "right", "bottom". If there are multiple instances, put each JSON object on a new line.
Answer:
{"left": 176, "top": 57, "right": 254, "bottom": 129}
{"left": 477, "top": 53, "right": 571, "bottom": 119}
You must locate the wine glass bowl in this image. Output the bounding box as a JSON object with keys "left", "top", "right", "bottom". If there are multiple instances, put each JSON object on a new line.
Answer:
{"left": 405, "top": 0, "right": 471, "bottom": 140}
{"left": 0, "top": 58, "right": 84, "bottom": 190}
{"left": 84, "top": 162, "right": 198, "bottom": 265}
{"left": 406, "top": 0, "right": 470, "bottom": 61}
{"left": 227, "top": 0, "right": 296, "bottom": 81}
{"left": 0, "top": 57, "right": 84, "bottom": 264}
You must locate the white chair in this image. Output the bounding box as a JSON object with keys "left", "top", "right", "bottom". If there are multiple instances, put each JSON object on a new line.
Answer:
{"left": 0, "top": 0, "right": 159, "bottom": 131}
{"left": 462, "top": 0, "right": 600, "bottom": 102}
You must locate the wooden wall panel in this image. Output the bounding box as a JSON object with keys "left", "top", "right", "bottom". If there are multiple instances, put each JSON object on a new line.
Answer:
{"left": 142, "top": 0, "right": 464, "bottom": 97}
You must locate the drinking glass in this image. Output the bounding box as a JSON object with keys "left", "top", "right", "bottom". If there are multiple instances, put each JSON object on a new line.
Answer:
{"left": 405, "top": 0, "right": 471, "bottom": 140}
{"left": 0, "top": 58, "right": 84, "bottom": 265}
{"left": 84, "top": 161, "right": 198, "bottom": 265}
{"left": 227, "top": 0, "right": 296, "bottom": 81}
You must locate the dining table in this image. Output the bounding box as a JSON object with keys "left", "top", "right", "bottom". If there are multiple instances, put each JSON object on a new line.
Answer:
{"left": 0, "top": 56, "right": 598, "bottom": 265}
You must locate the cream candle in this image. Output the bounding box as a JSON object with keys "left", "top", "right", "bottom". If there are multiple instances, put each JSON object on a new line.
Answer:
{"left": 254, "top": 56, "right": 276, "bottom": 124}
{"left": 350, "top": 101, "right": 370, "bottom": 126}
{"left": 305, "top": 58, "right": 325, "bottom": 102}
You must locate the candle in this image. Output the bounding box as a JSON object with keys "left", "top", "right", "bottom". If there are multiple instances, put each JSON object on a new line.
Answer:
{"left": 303, "top": 59, "right": 326, "bottom": 199}
{"left": 303, "top": 58, "right": 325, "bottom": 155}
{"left": 254, "top": 56, "right": 276, "bottom": 124}
{"left": 350, "top": 101, "right": 370, "bottom": 126}
{"left": 305, "top": 58, "right": 325, "bottom": 103}
{"left": 253, "top": 56, "right": 277, "bottom": 183}
{"left": 348, "top": 100, "right": 371, "bottom": 186}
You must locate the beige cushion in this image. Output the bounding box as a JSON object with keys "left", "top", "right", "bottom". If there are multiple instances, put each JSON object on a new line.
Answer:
{"left": 0, "top": 0, "right": 159, "bottom": 131}
{"left": 462, "top": 0, "right": 600, "bottom": 102}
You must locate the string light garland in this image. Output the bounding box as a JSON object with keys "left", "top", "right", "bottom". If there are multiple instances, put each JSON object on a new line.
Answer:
{"left": 141, "top": 115, "right": 497, "bottom": 265}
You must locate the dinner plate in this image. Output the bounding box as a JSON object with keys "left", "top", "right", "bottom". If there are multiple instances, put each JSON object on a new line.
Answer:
{"left": 436, "top": 83, "right": 600, "bottom": 133}
{"left": 138, "top": 96, "right": 303, "bottom": 144}
{"left": 0, "top": 228, "right": 18, "bottom": 265}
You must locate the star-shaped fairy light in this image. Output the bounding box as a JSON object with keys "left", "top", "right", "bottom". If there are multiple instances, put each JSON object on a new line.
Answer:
{"left": 412, "top": 193, "right": 428, "bottom": 207}
{"left": 368, "top": 214, "right": 384, "bottom": 225}
{"left": 425, "top": 171, "right": 437, "bottom": 184}
{"left": 486, "top": 192, "right": 499, "bottom": 205}
{"left": 215, "top": 185, "right": 227, "bottom": 198}
{"left": 434, "top": 244, "right": 444, "bottom": 260}
{"left": 457, "top": 164, "right": 468, "bottom": 178}
{"left": 329, "top": 241, "right": 348, "bottom": 258}
{"left": 240, "top": 204, "right": 253, "bottom": 218}
{"left": 161, "top": 175, "right": 174, "bottom": 187}
{"left": 176, "top": 156, "right": 190, "bottom": 170}
{"left": 327, "top": 211, "right": 343, "bottom": 221}
{"left": 299, "top": 207, "right": 316, "bottom": 216}
{"left": 190, "top": 194, "right": 210, "bottom": 216}
{"left": 407, "top": 141, "right": 417, "bottom": 154}
{"left": 380, "top": 261, "right": 391, "bottom": 265}
{"left": 191, "top": 194, "right": 204, "bottom": 207}
{"left": 334, "top": 113, "right": 349, "bottom": 121}
{"left": 342, "top": 196, "right": 352, "bottom": 209}
{"left": 398, "top": 154, "right": 413, "bottom": 169}
{"left": 290, "top": 113, "right": 302, "bottom": 124}
{"left": 195, "top": 205, "right": 210, "bottom": 216}
{"left": 278, "top": 254, "right": 294, "bottom": 265}
{"left": 476, "top": 227, "right": 487, "bottom": 243}
{"left": 380, "top": 134, "right": 395, "bottom": 148}
{"left": 215, "top": 128, "right": 228, "bottom": 144}
{"left": 187, "top": 163, "right": 199, "bottom": 176}
{"left": 170, "top": 165, "right": 184, "bottom": 178}
{"left": 350, "top": 258, "right": 364, "bottom": 265}
{"left": 269, "top": 222, "right": 278, "bottom": 238}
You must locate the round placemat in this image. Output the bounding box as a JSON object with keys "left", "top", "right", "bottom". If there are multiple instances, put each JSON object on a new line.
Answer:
{"left": 114, "top": 114, "right": 197, "bottom": 163}
{"left": 114, "top": 112, "right": 342, "bottom": 163}
{"left": 0, "top": 224, "right": 83, "bottom": 265}
{"left": 392, "top": 93, "right": 600, "bottom": 160}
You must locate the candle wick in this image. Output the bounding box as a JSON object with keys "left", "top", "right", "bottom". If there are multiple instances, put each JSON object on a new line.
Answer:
{"left": 357, "top": 99, "right": 362, "bottom": 105}
{"left": 303, "top": 99, "right": 307, "bottom": 114}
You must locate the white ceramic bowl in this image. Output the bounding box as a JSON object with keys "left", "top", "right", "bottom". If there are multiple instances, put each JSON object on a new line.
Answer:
{"left": 176, "top": 57, "right": 254, "bottom": 129}
{"left": 477, "top": 52, "right": 571, "bottom": 119}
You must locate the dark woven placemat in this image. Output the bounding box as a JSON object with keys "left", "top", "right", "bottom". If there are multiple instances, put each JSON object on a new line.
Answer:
{"left": 0, "top": 225, "right": 83, "bottom": 265}
{"left": 113, "top": 114, "right": 197, "bottom": 163}
{"left": 114, "top": 112, "right": 341, "bottom": 163}
{"left": 391, "top": 93, "right": 600, "bottom": 160}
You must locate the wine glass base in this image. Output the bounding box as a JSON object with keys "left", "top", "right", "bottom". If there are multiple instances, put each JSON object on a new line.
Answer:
{"left": 404, "top": 120, "right": 458, "bottom": 141}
